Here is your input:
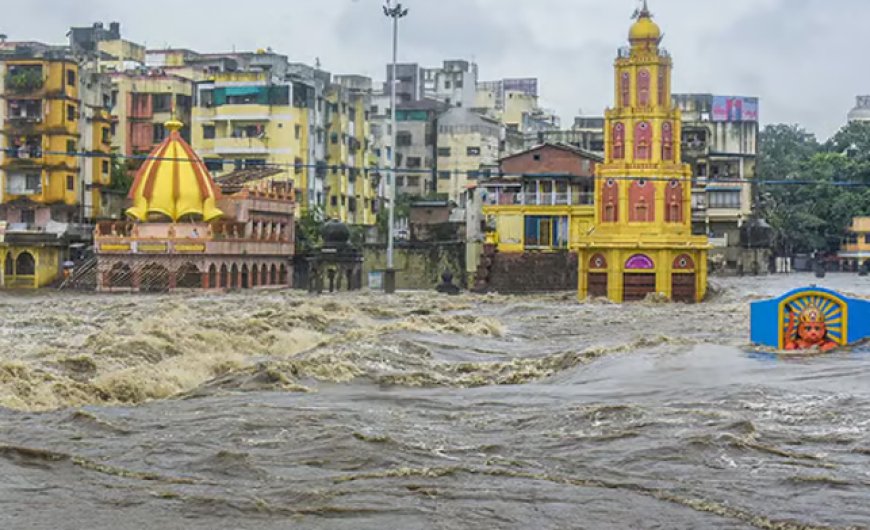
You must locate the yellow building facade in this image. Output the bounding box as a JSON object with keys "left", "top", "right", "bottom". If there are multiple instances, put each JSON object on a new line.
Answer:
{"left": 574, "top": 5, "right": 708, "bottom": 303}
{"left": 324, "top": 84, "right": 376, "bottom": 225}
{"left": 838, "top": 217, "right": 870, "bottom": 270}
{"left": 0, "top": 52, "right": 111, "bottom": 288}
{"left": 192, "top": 71, "right": 305, "bottom": 190}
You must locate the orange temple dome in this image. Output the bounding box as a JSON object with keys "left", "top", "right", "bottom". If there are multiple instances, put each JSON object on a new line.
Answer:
{"left": 126, "top": 119, "right": 223, "bottom": 222}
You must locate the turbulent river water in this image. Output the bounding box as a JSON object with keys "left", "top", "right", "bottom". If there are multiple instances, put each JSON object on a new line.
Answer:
{"left": 1, "top": 274, "right": 869, "bottom": 529}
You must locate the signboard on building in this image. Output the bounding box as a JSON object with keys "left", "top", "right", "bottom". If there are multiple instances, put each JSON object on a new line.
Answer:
{"left": 712, "top": 96, "right": 759, "bottom": 122}
{"left": 137, "top": 242, "right": 168, "bottom": 253}
{"left": 175, "top": 243, "right": 206, "bottom": 253}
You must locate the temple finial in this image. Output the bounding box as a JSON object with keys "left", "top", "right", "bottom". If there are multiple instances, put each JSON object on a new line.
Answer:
{"left": 633, "top": 0, "right": 652, "bottom": 19}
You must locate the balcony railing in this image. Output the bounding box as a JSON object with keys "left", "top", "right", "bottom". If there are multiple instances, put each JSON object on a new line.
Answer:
{"left": 6, "top": 185, "right": 42, "bottom": 196}
{"left": 484, "top": 191, "right": 594, "bottom": 207}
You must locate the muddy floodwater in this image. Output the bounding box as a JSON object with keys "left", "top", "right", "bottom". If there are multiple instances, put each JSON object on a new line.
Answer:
{"left": 1, "top": 274, "right": 869, "bottom": 529}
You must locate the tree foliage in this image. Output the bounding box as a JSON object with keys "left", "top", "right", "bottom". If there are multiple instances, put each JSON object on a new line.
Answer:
{"left": 759, "top": 122, "right": 870, "bottom": 256}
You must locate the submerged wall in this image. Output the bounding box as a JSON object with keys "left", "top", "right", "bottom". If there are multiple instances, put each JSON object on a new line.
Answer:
{"left": 363, "top": 242, "right": 465, "bottom": 290}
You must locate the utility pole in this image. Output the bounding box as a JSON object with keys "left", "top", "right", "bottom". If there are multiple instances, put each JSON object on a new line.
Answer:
{"left": 383, "top": 0, "right": 408, "bottom": 294}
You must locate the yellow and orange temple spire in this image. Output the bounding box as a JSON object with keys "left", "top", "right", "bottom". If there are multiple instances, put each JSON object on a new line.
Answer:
{"left": 127, "top": 118, "right": 224, "bottom": 222}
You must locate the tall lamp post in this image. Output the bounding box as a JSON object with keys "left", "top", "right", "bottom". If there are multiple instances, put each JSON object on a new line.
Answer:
{"left": 383, "top": 0, "right": 407, "bottom": 294}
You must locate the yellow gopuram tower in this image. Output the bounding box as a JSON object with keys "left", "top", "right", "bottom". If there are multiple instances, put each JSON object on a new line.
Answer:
{"left": 575, "top": 2, "right": 709, "bottom": 303}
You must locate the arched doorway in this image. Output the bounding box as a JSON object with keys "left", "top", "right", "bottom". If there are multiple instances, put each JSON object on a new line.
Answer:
{"left": 208, "top": 264, "right": 218, "bottom": 289}
{"left": 241, "top": 264, "right": 249, "bottom": 289}
{"left": 109, "top": 263, "right": 133, "bottom": 288}
{"left": 140, "top": 263, "right": 170, "bottom": 292}
{"left": 220, "top": 264, "right": 229, "bottom": 288}
{"left": 261, "top": 264, "right": 268, "bottom": 286}
{"left": 623, "top": 254, "right": 656, "bottom": 302}
{"left": 270, "top": 264, "right": 277, "bottom": 285}
{"left": 5, "top": 253, "right": 13, "bottom": 276}
{"left": 15, "top": 252, "right": 35, "bottom": 276}
{"left": 251, "top": 264, "right": 259, "bottom": 287}
{"left": 588, "top": 254, "right": 608, "bottom": 298}
{"left": 176, "top": 263, "right": 202, "bottom": 289}
{"left": 279, "top": 264, "right": 288, "bottom": 285}
{"left": 671, "top": 254, "right": 696, "bottom": 303}
{"left": 230, "top": 264, "right": 239, "bottom": 289}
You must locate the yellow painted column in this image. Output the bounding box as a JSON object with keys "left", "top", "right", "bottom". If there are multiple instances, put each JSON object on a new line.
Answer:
{"left": 609, "top": 249, "right": 624, "bottom": 303}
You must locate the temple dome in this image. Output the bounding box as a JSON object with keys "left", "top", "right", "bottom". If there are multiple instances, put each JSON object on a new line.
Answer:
{"left": 126, "top": 119, "right": 223, "bottom": 222}
{"left": 629, "top": 4, "right": 661, "bottom": 44}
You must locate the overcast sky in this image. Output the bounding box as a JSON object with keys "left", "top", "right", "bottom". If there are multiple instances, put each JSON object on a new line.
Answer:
{"left": 7, "top": 0, "right": 869, "bottom": 139}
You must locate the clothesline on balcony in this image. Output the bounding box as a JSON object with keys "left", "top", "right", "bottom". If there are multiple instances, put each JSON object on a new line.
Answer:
{"left": 1, "top": 147, "right": 866, "bottom": 187}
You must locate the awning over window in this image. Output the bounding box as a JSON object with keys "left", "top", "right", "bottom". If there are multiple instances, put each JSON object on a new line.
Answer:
{"left": 223, "top": 86, "right": 262, "bottom": 96}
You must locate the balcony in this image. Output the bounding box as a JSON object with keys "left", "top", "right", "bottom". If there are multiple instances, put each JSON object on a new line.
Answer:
{"left": 213, "top": 136, "right": 270, "bottom": 155}
{"left": 6, "top": 173, "right": 42, "bottom": 196}
{"left": 5, "top": 67, "right": 45, "bottom": 95}
{"left": 484, "top": 189, "right": 594, "bottom": 207}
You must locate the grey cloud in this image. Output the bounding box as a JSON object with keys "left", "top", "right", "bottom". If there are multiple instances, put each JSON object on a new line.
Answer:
{"left": 1, "top": 0, "right": 865, "bottom": 137}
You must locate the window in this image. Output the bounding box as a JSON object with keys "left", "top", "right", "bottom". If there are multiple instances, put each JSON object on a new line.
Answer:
{"left": 66, "top": 139, "right": 76, "bottom": 153}
{"left": 439, "top": 171, "right": 451, "bottom": 180}
{"left": 102, "top": 160, "right": 109, "bottom": 174}
{"left": 397, "top": 132, "right": 412, "bottom": 146}
{"left": 66, "top": 69, "right": 76, "bottom": 87}
{"left": 467, "top": 146, "right": 481, "bottom": 156}
{"left": 524, "top": 216, "right": 568, "bottom": 249}
{"left": 25, "top": 174, "right": 41, "bottom": 191}
{"left": 101, "top": 127, "right": 110, "bottom": 144}
{"left": 295, "top": 124, "right": 302, "bottom": 139}
{"left": 437, "top": 147, "right": 451, "bottom": 157}
{"left": 406, "top": 157, "right": 422, "bottom": 168}
{"left": 468, "top": 170, "right": 480, "bottom": 180}
{"left": 396, "top": 176, "right": 405, "bottom": 186}
{"left": 533, "top": 154, "right": 542, "bottom": 161}
{"left": 199, "top": 89, "right": 215, "bottom": 108}
{"left": 330, "top": 195, "right": 338, "bottom": 206}
{"left": 331, "top": 133, "right": 339, "bottom": 144}
{"left": 152, "top": 93, "right": 172, "bottom": 113}
{"left": 708, "top": 190, "right": 741, "bottom": 209}
{"left": 21, "top": 209, "right": 35, "bottom": 225}
{"left": 66, "top": 174, "right": 75, "bottom": 190}
{"left": 445, "top": 81, "right": 451, "bottom": 89}
{"left": 67, "top": 104, "right": 76, "bottom": 121}
{"left": 203, "top": 125, "right": 215, "bottom": 139}
{"left": 865, "top": 234, "right": 870, "bottom": 245}
{"left": 205, "top": 159, "right": 223, "bottom": 172}
{"left": 153, "top": 124, "right": 167, "bottom": 143}
{"left": 294, "top": 157, "right": 303, "bottom": 175}
{"left": 407, "top": 175, "right": 420, "bottom": 187}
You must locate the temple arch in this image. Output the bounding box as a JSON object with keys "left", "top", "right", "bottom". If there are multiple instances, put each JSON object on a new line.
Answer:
{"left": 634, "top": 121, "right": 652, "bottom": 160}
{"left": 176, "top": 262, "right": 201, "bottom": 289}
{"left": 637, "top": 69, "right": 650, "bottom": 106}
{"left": 15, "top": 252, "right": 35, "bottom": 276}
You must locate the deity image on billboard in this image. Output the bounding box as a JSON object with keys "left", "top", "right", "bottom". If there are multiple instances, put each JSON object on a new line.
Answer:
{"left": 712, "top": 96, "right": 759, "bottom": 122}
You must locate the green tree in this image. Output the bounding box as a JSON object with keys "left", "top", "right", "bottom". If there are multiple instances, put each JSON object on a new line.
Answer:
{"left": 758, "top": 123, "right": 870, "bottom": 256}
{"left": 108, "top": 155, "right": 133, "bottom": 193}
{"left": 296, "top": 205, "right": 325, "bottom": 253}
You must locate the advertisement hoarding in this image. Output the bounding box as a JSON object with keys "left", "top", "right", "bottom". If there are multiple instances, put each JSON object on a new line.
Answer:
{"left": 711, "top": 96, "right": 759, "bottom": 122}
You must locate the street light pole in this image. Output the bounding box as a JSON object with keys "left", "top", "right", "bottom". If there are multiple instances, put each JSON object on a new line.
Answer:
{"left": 383, "top": 0, "right": 407, "bottom": 294}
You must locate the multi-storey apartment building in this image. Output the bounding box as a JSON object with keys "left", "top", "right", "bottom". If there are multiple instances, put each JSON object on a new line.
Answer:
{"left": 325, "top": 76, "right": 377, "bottom": 225}
{"left": 673, "top": 93, "right": 761, "bottom": 271}
{"left": 436, "top": 107, "right": 500, "bottom": 202}
{"left": 0, "top": 42, "right": 113, "bottom": 287}
{"left": 109, "top": 73, "right": 193, "bottom": 155}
